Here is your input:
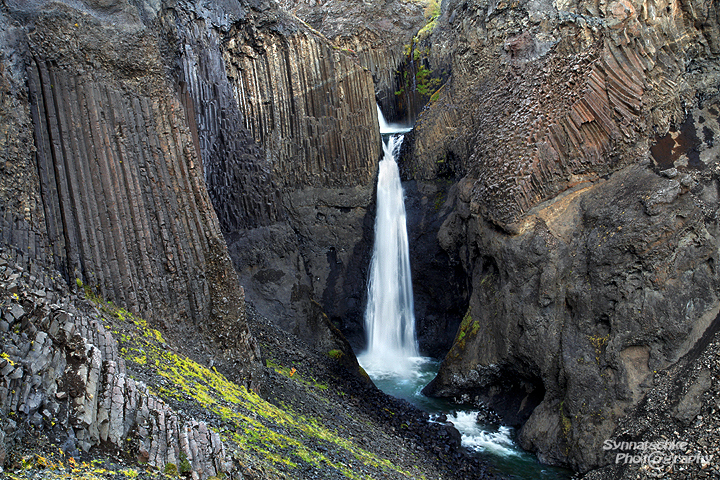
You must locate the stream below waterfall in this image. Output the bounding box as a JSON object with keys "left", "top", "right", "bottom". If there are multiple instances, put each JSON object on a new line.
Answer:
{"left": 358, "top": 108, "right": 572, "bottom": 479}
{"left": 361, "top": 358, "right": 573, "bottom": 480}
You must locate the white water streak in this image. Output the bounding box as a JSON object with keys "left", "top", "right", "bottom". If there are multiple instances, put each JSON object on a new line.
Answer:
{"left": 359, "top": 108, "right": 418, "bottom": 376}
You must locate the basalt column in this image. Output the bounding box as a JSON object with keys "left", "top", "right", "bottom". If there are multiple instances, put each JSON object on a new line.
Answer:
{"left": 20, "top": 5, "right": 257, "bottom": 372}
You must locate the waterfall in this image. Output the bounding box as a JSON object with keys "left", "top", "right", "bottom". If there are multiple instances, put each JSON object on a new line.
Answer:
{"left": 376, "top": 104, "right": 411, "bottom": 135}
{"left": 359, "top": 107, "right": 418, "bottom": 377}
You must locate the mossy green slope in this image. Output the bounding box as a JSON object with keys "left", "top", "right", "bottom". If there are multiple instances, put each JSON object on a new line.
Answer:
{"left": 86, "top": 294, "right": 417, "bottom": 480}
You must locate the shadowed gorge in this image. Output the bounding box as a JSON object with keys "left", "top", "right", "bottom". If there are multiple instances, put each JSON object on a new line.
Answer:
{"left": 1, "top": 0, "right": 720, "bottom": 478}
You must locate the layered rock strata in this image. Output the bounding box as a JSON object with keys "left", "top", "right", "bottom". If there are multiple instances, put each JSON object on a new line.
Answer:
{"left": 0, "top": 252, "right": 229, "bottom": 479}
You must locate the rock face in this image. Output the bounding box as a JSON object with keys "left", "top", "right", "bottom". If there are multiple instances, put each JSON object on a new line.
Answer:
{"left": 161, "top": 0, "right": 385, "bottom": 349}
{"left": 279, "top": 0, "right": 429, "bottom": 121}
{"left": 580, "top": 314, "right": 720, "bottom": 480}
{"left": 0, "top": 253, "right": 231, "bottom": 478}
{"left": 424, "top": 162, "right": 720, "bottom": 471}
{"left": 411, "top": 0, "right": 720, "bottom": 473}
{"left": 0, "top": 1, "right": 259, "bottom": 376}
{"left": 406, "top": 0, "right": 719, "bottom": 228}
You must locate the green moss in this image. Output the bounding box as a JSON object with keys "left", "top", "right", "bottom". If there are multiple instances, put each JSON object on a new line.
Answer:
{"left": 163, "top": 463, "right": 178, "bottom": 476}
{"left": 178, "top": 452, "right": 191, "bottom": 475}
{"left": 450, "top": 307, "right": 477, "bottom": 352}
{"left": 429, "top": 84, "right": 444, "bottom": 104}
{"left": 328, "top": 349, "right": 344, "bottom": 360}
{"left": 83, "top": 293, "right": 416, "bottom": 479}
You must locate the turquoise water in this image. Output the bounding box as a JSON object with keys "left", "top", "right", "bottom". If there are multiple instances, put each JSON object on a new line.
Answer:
{"left": 364, "top": 357, "right": 573, "bottom": 480}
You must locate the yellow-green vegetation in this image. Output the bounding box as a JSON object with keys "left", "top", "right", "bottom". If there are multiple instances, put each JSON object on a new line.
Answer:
{"left": 559, "top": 400, "right": 571, "bottom": 437}
{"left": 417, "top": 0, "right": 440, "bottom": 40}
{"left": 450, "top": 307, "right": 480, "bottom": 354}
{"left": 327, "top": 349, "right": 344, "bottom": 360}
{"left": 266, "top": 359, "right": 329, "bottom": 391}
{"left": 81, "top": 292, "right": 415, "bottom": 479}
{"left": 3, "top": 452, "right": 168, "bottom": 480}
{"left": 1, "top": 350, "right": 15, "bottom": 366}
{"left": 429, "top": 84, "right": 445, "bottom": 104}
{"left": 163, "top": 463, "right": 178, "bottom": 476}
{"left": 587, "top": 333, "right": 609, "bottom": 364}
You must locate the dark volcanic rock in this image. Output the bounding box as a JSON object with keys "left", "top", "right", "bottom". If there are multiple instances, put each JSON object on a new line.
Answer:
{"left": 404, "top": 178, "right": 469, "bottom": 357}
{"left": 404, "top": 0, "right": 720, "bottom": 473}
{"left": 423, "top": 160, "right": 720, "bottom": 471}
{"left": 279, "top": 0, "right": 429, "bottom": 121}
{"left": 0, "top": 253, "right": 231, "bottom": 479}
{"left": 1, "top": 0, "right": 259, "bottom": 379}
{"left": 405, "top": 0, "right": 720, "bottom": 228}
{"left": 164, "top": 0, "right": 383, "bottom": 346}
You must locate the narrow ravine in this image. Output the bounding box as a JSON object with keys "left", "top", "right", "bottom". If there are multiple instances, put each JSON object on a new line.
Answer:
{"left": 358, "top": 106, "right": 572, "bottom": 480}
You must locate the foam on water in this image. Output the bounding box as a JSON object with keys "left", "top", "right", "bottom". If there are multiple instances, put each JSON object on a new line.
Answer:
{"left": 443, "top": 411, "right": 520, "bottom": 457}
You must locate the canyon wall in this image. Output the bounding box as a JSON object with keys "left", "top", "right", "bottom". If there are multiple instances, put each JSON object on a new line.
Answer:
{"left": 411, "top": 0, "right": 720, "bottom": 472}
{"left": 1, "top": 0, "right": 384, "bottom": 359}
{"left": 159, "top": 0, "right": 383, "bottom": 347}
{"left": 280, "top": 0, "right": 430, "bottom": 122}
{"left": 0, "top": 0, "right": 270, "bottom": 380}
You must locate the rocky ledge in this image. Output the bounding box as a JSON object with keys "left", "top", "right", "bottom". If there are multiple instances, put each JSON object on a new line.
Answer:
{"left": 0, "top": 246, "right": 500, "bottom": 479}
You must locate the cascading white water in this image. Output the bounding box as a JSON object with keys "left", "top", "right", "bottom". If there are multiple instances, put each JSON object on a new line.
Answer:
{"left": 358, "top": 107, "right": 418, "bottom": 377}
{"left": 376, "top": 104, "right": 411, "bottom": 135}
{"left": 358, "top": 106, "right": 571, "bottom": 480}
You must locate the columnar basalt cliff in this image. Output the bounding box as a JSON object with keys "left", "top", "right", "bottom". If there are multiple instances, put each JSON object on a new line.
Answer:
{"left": 158, "top": 0, "right": 384, "bottom": 347}
{"left": 0, "top": 255, "right": 232, "bottom": 478}
{"left": 407, "top": 0, "right": 719, "bottom": 226}
{"left": 0, "top": 1, "right": 259, "bottom": 374}
{"left": 279, "top": 0, "right": 430, "bottom": 121}
{"left": 410, "top": 0, "right": 720, "bottom": 473}
{"left": 0, "top": 0, "right": 396, "bottom": 476}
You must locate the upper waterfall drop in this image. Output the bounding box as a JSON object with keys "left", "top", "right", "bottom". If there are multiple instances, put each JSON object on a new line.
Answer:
{"left": 358, "top": 107, "right": 418, "bottom": 377}
{"left": 376, "top": 104, "right": 412, "bottom": 135}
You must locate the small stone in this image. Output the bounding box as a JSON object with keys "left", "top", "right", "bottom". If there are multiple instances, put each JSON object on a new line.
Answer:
{"left": 9, "top": 367, "right": 23, "bottom": 379}
{"left": 137, "top": 449, "right": 150, "bottom": 464}
{"left": 1, "top": 363, "right": 14, "bottom": 376}
{"left": 660, "top": 167, "right": 678, "bottom": 178}
{"left": 29, "top": 412, "right": 44, "bottom": 428}
{"left": 7, "top": 304, "right": 25, "bottom": 323}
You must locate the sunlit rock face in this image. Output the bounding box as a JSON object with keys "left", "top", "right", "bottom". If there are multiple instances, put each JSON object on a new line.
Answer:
{"left": 410, "top": 0, "right": 720, "bottom": 473}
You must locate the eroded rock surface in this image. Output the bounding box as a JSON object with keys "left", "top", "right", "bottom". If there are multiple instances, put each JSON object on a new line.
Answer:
{"left": 423, "top": 158, "right": 720, "bottom": 471}
{"left": 0, "top": 252, "right": 230, "bottom": 479}
{"left": 408, "top": 0, "right": 720, "bottom": 472}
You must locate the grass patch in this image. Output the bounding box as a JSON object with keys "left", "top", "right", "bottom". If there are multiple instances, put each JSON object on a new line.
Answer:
{"left": 78, "top": 291, "right": 413, "bottom": 479}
